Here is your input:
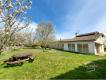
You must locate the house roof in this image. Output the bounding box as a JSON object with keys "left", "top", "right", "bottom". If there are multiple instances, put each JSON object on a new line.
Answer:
{"left": 60, "top": 31, "right": 104, "bottom": 42}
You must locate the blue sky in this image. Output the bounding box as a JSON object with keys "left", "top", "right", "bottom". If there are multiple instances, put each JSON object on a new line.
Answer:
{"left": 28, "top": 0, "right": 106, "bottom": 39}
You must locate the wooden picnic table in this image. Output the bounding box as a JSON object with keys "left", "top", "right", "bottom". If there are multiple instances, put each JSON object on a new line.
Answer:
{"left": 4, "top": 53, "right": 35, "bottom": 65}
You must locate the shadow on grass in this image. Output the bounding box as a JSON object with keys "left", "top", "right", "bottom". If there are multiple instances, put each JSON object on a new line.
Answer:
{"left": 11, "top": 48, "right": 20, "bottom": 51}
{"left": 23, "top": 47, "right": 52, "bottom": 50}
{"left": 55, "top": 49, "right": 96, "bottom": 55}
{"left": 2, "top": 60, "right": 35, "bottom": 68}
{"left": 3, "top": 63, "right": 23, "bottom": 68}
{"left": 23, "top": 47, "right": 38, "bottom": 49}
{"left": 50, "top": 59, "right": 106, "bottom": 79}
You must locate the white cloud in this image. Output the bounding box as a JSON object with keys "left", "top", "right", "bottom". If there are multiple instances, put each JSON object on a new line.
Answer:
{"left": 56, "top": 0, "right": 106, "bottom": 39}
{"left": 27, "top": 21, "right": 38, "bottom": 32}
{"left": 93, "top": 19, "right": 106, "bottom": 35}
{"left": 20, "top": 21, "right": 37, "bottom": 33}
{"left": 56, "top": 32, "right": 75, "bottom": 40}
{"left": 56, "top": 19, "right": 106, "bottom": 40}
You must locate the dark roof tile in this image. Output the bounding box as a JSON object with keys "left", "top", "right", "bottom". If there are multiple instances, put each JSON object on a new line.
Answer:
{"left": 60, "top": 32, "right": 104, "bottom": 42}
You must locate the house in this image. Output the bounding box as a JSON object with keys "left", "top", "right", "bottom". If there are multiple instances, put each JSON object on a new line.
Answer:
{"left": 49, "top": 32, "right": 105, "bottom": 55}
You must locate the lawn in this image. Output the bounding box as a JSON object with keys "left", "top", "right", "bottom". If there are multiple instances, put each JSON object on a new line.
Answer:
{"left": 0, "top": 48, "right": 106, "bottom": 80}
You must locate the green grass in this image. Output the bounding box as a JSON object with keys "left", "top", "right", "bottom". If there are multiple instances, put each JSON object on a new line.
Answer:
{"left": 0, "top": 48, "right": 106, "bottom": 80}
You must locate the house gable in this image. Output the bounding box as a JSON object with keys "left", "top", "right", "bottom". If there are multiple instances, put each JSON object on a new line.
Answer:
{"left": 95, "top": 35, "right": 105, "bottom": 44}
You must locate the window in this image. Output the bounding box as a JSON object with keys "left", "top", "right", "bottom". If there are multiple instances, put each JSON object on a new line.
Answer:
{"left": 61, "top": 44, "right": 64, "bottom": 49}
{"left": 83, "top": 44, "right": 89, "bottom": 53}
{"left": 57, "top": 44, "right": 59, "bottom": 48}
{"left": 77, "top": 44, "right": 82, "bottom": 52}
{"left": 68, "top": 44, "right": 75, "bottom": 51}
{"left": 68, "top": 44, "right": 71, "bottom": 50}
{"left": 57, "top": 43, "right": 64, "bottom": 49}
{"left": 77, "top": 44, "right": 89, "bottom": 53}
{"left": 71, "top": 44, "right": 75, "bottom": 51}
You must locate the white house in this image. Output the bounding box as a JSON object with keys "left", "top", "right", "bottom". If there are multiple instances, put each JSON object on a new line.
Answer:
{"left": 49, "top": 32, "right": 105, "bottom": 55}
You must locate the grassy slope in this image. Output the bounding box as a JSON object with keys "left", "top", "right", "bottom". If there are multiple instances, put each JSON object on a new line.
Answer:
{"left": 0, "top": 48, "right": 106, "bottom": 80}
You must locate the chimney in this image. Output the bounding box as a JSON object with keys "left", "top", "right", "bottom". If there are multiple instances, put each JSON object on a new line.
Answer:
{"left": 75, "top": 32, "right": 78, "bottom": 36}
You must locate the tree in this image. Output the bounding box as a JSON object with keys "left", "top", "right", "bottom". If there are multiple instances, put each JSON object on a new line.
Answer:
{"left": 22, "top": 32, "right": 33, "bottom": 47}
{"left": 35, "top": 21, "right": 55, "bottom": 51}
{"left": 0, "top": 0, "right": 32, "bottom": 53}
{"left": 10, "top": 32, "right": 33, "bottom": 49}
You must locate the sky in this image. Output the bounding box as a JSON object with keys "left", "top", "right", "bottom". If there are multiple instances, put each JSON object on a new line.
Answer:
{"left": 28, "top": 0, "right": 106, "bottom": 39}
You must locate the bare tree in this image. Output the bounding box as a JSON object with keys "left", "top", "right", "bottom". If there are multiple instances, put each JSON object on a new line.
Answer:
{"left": 35, "top": 21, "right": 55, "bottom": 51}
{"left": 0, "top": 0, "right": 32, "bottom": 53}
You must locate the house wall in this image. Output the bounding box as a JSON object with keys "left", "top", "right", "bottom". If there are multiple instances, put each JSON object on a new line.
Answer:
{"left": 88, "top": 42, "right": 96, "bottom": 54}
{"left": 101, "top": 45, "right": 104, "bottom": 52}
{"left": 95, "top": 43, "right": 104, "bottom": 55}
{"left": 48, "top": 41, "right": 64, "bottom": 50}
{"left": 94, "top": 36, "right": 105, "bottom": 54}
{"left": 63, "top": 41, "right": 95, "bottom": 54}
